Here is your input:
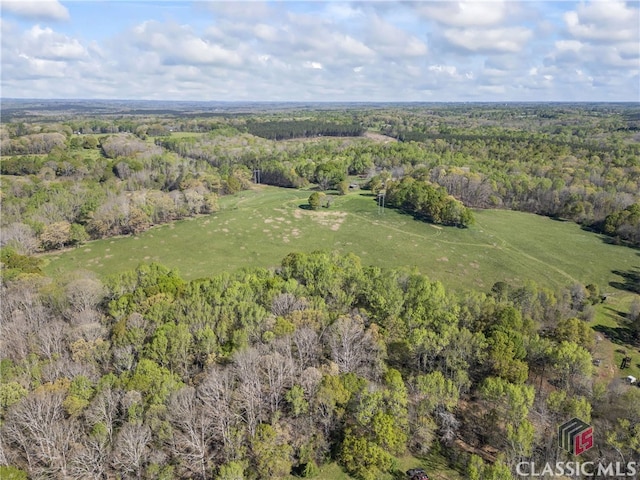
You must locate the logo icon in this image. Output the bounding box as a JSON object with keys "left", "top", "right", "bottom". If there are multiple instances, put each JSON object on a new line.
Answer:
{"left": 558, "top": 418, "right": 593, "bottom": 455}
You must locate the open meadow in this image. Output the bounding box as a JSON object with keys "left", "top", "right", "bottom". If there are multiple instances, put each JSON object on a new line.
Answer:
{"left": 44, "top": 185, "right": 637, "bottom": 295}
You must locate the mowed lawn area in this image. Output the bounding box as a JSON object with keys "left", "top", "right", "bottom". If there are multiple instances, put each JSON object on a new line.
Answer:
{"left": 44, "top": 185, "right": 637, "bottom": 296}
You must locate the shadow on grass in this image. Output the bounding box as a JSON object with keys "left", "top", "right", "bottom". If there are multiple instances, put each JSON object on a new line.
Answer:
{"left": 579, "top": 224, "right": 640, "bottom": 250}
{"left": 601, "top": 306, "right": 629, "bottom": 324}
{"left": 610, "top": 266, "right": 640, "bottom": 294}
{"left": 298, "top": 204, "right": 312, "bottom": 210}
{"left": 594, "top": 324, "right": 635, "bottom": 345}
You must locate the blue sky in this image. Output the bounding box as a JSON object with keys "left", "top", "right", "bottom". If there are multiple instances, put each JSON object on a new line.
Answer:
{"left": 1, "top": 1, "right": 638, "bottom": 101}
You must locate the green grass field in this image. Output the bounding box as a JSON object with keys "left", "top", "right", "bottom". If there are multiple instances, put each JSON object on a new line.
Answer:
{"left": 44, "top": 185, "right": 638, "bottom": 296}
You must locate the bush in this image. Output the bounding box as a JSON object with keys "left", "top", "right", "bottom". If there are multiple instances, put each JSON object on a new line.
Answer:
{"left": 308, "top": 192, "right": 324, "bottom": 210}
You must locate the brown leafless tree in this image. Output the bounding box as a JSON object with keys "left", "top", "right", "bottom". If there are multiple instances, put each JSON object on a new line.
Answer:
{"left": 69, "top": 436, "right": 109, "bottom": 480}
{"left": 260, "top": 351, "right": 293, "bottom": 417}
{"left": 197, "top": 367, "right": 240, "bottom": 463}
{"left": 168, "top": 387, "right": 215, "bottom": 479}
{"left": 65, "top": 274, "right": 105, "bottom": 320}
{"left": 0, "top": 222, "right": 39, "bottom": 254}
{"left": 327, "top": 315, "right": 381, "bottom": 377}
{"left": 292, "top": 327, "right": 321, "bottom": 371}
{"left": 85, "top": 387, "right": 125, "bottom": 445}
{"left": 2, "top": 390, "right": 79, "bottom": 479}
{"left": 271, "top": 293, "right": 308, "bottom": 317}
{"left": 110, "top": 422, "right": 151, "bottom": 480}
{"left": 233, "top": 348, "right": 264, "bottom": 437}
{"left": 36, "top": 319, "right": 67, "bottom": 361}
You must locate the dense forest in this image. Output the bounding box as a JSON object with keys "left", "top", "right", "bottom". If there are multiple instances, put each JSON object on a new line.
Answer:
{"left": 1, "top": 102, "right": 640, "bottom": 479}
{"left": 1, "top": 251, "right": 639, "bottom": 479}
{"left": 1, "top": 104, "right": 638, "bottom": 255}
{"left": 244, "top": 120, "right": 365, "bottom": 140}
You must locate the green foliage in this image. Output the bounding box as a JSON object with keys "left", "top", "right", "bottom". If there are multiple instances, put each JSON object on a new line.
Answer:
{"left": 385, "top": 176, "right": 474, "bottom": 227}
{"left": 337, "top": 180, "right": 350, "bottom": 195}
{"left": 308, "top": 192, "right": 323, "bottom": 210}
{"left": 315, "top": 162, "right": 346, "bottom": 191}
{"left": 251, "top": 424, "right": 293, "bottom": 479}
{"left": 551, "top": 341, "right": 592, "bottom": 390}
{"left": 285, "top": 384, "right": 308, "bottom": 416}
{"left": 415, "top": 371, "right": 459, "bottom": 413}
{"left": 467, "top": 454, "right": 484, "bottom": 480}
{"left": 554, "top": 317, "right": 595, "bottom": 351}
{"left": 124, "top": 359, "right": 183, "bottom": 406}
{"left": 604, "top": 202, "right": 640, "bottom": 244}
{"left": 0, "top": 381, "right": 28, "bottom": 416}
{"left": 340, "top": 429, "right": 395, "bottom": 480}
{"left": 0, "top": 466, "right": 28, "bottom": 480}
{"left": 216, "top": 461, "right": 246, "bottom": 480}
{"left": 63, "top": 375, "right": 95, "bottom": 415}
{"left": 487, "top": 330, "right": 529, "bottom": 384}
{"left": 0, "top": 248, "right": 44, "bottom": 279}
{"left": 480, "top": 376, "right": 534, "bottom": 426}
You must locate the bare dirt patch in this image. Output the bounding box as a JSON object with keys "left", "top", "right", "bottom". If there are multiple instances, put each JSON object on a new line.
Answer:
{"left": 363, "top": 131, "right": 398, "bottom": 143}
{"left": 294, "top": 208, "right": 348, "bottom": 230}
{"left": 299, "top": 210, "right": 348, "bottom": 230}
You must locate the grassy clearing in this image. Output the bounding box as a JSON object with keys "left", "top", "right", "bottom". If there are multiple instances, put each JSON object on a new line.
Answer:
{"left": 44, "top": 185, "right": 637, "bottom": 295}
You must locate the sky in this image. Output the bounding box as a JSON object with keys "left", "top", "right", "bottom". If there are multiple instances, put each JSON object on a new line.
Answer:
{"left": 1, "top": 0, "right": 639, "bottom": 102}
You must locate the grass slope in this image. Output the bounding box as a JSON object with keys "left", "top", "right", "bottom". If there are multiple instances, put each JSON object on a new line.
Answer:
{"left": 44, "top": 185, "right": 637, "bottom": 296}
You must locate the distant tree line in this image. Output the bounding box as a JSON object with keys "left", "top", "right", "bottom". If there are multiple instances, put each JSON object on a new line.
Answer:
{"left": 1, "top": 105, "right": 639, "bottom": 251}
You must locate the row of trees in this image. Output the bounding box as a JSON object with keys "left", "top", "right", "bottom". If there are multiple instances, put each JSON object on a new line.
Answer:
{"left": 2, "top": 252, "right": 638, "bottom": 479}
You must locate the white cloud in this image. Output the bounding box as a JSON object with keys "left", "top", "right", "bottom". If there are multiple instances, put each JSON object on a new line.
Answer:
{"left": 2, "top": 0, "right": 69, "bottom": 21}
{"left": 15, "top": 54, "right": 67, "bottom": 78}
{"left": 555, "top": 40, "right": 584, "bottom": 53}
{"left": 23, "top": 25, "right": 87, "bottom": 61}
{"left": 253, "top": 24, "right": 279, "bottom": 43}
{"left": 303, "top": 61, "right": 323, "bottom": 70}
{"left": 429, "top": 64, "right": 459, "bottom": 76}
{"left": 550, "top": 1, "right": 639, "bottom": 76}
{"left": 131, "top": 21, "right": 243, "bottom": 67}
{"left": 366, "top": 15, "right": 428, "bottom": 58}
{"left": 0, "top": 1, "right": 637, "bottom": 102}
{"left": 443, "top": 27, "right": 532, "bottom": 53}
{"left": 564, "top": 1, "right": 639, "bottom": 43}
{"left": 418, "top": 1, "right": 508, "bottom": 27}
